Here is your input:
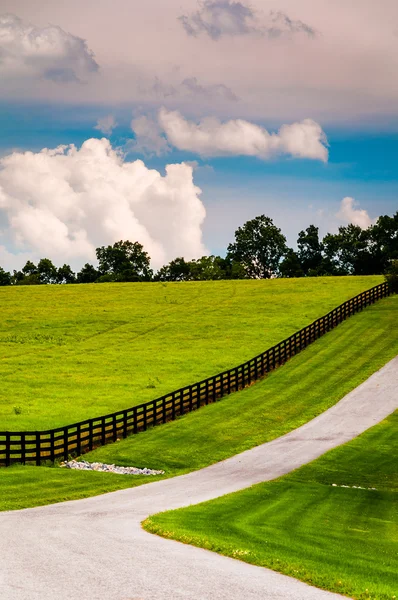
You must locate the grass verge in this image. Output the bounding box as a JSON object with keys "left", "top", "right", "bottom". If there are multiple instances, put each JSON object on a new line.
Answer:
{"left": 0, "top": 295, "right": 396, "bottom": 512}
{"left": 144, "top": 412, "right": 398, "bottom": 600}
{"left": 0, "top": 276, "right": 382, "bottom": 429}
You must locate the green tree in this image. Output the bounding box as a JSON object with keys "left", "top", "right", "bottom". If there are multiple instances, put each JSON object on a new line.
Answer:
{"left": 188, "top": 255, "right": 227, "bottom": 280}
{"left": 155, "top": 257, "right": 192, "bottom": 281}
{"left": 37, "top": 258, "right": 57, "bottom": 284}
{"left": 227, "top": 215, "right": 288, "bottom": 278}
{"left": 22, "top": 260, "right": 38, "bottom": 277}
{"left": 297, "top": 225, "right": 324, "bottom": 275}
{"left": 279, "top": 249, "right": 304, "bottom": 278}
{"left": 57, "top": 264, "right": 76, "bottom": 284}
{"left": 385, "top": 258, "right": 398, "bottom": 293}
{"left": 15, "top": 261, "right": 41, "bottom": 285}
{"left": 0, "top": 266, "right": 11, "bottom": 286}
{"left": 76, "top": 263, "right": 100, "bottom": 284}
{"left": 96, "top": 240, "right": 153, "bottom": 282}
{"left": 323, "top": 225, "right": 374, "bottom": 275}
{"left": 369, "top": 212, "right": 398, "bottom": 273}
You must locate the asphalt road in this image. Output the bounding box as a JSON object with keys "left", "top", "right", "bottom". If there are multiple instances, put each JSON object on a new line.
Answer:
{"left": 1, "top": 356, "right": 397, "bottom": 600}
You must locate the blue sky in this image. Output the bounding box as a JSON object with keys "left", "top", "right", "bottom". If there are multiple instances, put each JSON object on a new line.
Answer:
{"left": 0, "top": 1, "right": 397, "bottom": 271}
{"left": 1, "top": 99, "right": 396, "bottom": 257}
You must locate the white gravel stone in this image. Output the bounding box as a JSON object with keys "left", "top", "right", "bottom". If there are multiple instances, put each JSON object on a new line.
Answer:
{"left": 60, "top": 460, "right": 164, "bottom": 476}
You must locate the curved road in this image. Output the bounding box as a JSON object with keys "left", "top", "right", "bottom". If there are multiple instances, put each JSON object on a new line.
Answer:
{"left": 1, "top": 356, "right": 397, "bottom": 600}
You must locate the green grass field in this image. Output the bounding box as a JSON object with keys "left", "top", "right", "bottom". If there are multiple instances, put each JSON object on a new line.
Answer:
{"left": 0, "top": 276, "right": 383, "bottom": 430}
{"left": 1, "top": 294, "right": 396, "bottom": 512}
{"left": 145, "top": 411, "right": 398, "bottom": 600}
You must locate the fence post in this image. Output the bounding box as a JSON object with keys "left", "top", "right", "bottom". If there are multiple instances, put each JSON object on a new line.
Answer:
{"left": 21, "top": 432, "right": 26, "bottom": 465}
{"left": 5, "top": 432, "right": 10, "bottom": 467}
{"left": 36, "top": 432, "right": 41, "bottom": 466}
{"left": 76, "top": 423, "right": 81, "bottom": 456}
{"left": 101, "top": 417, "right": 106, "bottom": 445}
{"left": 63, "top": 428, "right": 68, "bottom": 462}
{"left": 113, "top": 414, "right": 117, "bottom": 442}
{"left": 50, "top": 430, "right": 55, "bottom": 463}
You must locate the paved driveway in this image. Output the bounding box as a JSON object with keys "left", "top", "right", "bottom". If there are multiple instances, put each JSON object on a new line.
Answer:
{"left": 1, "top": 356, "right": 397, "bottom": 600}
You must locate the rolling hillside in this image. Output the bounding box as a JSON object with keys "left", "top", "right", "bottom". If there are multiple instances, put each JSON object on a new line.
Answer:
{"left": 0, "top": 276, "right": 382, "bottom": 429}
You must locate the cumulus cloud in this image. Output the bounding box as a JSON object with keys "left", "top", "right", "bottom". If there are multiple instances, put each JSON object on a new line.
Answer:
{"left": 130, "top": 115, "right": 171, "bottom": 156}
{"left": 179, "top": 1, "right": 315, "bottom": 40}
{"left": 158, "top": 108, "right": 328, "bottom": 162}
{"left": 0, "top": 139, "right": 207, "bottom": 270}
{"left": 181, "top": 77, "right": 238, "bottom": 101}
{"left": 336, "top": 197, "right": 373, "bottom": 229}
{"left": 269, "top": 11, "right": 316, "bottom": 38}
{"left": 94, "top": 115, "right": 116, "bottom": 136}
{"left": 0, "top": 13, "right": 98, "bottom": 82}
{"left": 142, "top": 75, "right": 238, "bottom": 102}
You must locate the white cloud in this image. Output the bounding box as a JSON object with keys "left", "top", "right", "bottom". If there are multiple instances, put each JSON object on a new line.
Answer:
{"left": 94, "top": 115, "right": 116, "bottom": 135}
{"left": 158, "top": 108, "right": 328, "bottom": 161}
{"left": 130, "top": 115, "right": 170, "bottom": 157}
{"left": 178, "top": 1, "right": 316, "bottom": 40}
{"left": 336, "top": 197, "right": 373, "bottom": 229}
{"left": 0, "top": 139, "right": 207, "bottom": 270}
{"left": 0, "top": 13, "right": 98, "bottom": 82}
{"left": 141, "top": 75, "right": 238, "bottom": 103}
{"left": 181, "top": 77, "right": 238, "bottom": 101}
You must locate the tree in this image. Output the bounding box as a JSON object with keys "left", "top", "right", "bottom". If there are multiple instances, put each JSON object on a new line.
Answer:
{"left": 385, "top": 259, "right": 398, "bottom": 293}
{"left": 155, "top": 257, "right": 192, "bottom": 281}
{"left": 22, "top": 260, "right": 38, "bottom": 277}
{"left": 96, "top": 240, "right": 153, "bottom": 282}
{"left": 14, "top": 261, "right": 41, "bottom": 285}
{"left": 297, "top": 225, "right": 324, "bottom": 275}
{"left": 0, "top": 266, "right": 11, "bottom": 286}
{"left": 279, "top": 249, "right": 304, "bottom": 278}
{"left": 76, "top": 263, "right": 100, "bottom": 284}
{"left": 188, "top": 255, "right": 227, "bottom": 280}
{"left": 57, "top": 264, "right": 76, "bottom": 284}
{"left": 37, "top": 258, "right": 57, "bottom": 284}
{"left": 323, "top": 225, "right": 374, "bottom": 275}
{"left": 369, "top": 212, "right": 398, "bottom": 273}
{"left": 227, "top": 215, "right": 288, "bottom": 278}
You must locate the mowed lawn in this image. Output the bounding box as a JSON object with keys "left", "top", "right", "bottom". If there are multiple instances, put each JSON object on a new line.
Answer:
{"left": 145, "top": 411, "right": 398, "bottom": 600}
{"left": 1, "top": 294, "right": 396, "bottom": 512}
{"left": 0, "top": 276, "right": 382, "bottom": 430}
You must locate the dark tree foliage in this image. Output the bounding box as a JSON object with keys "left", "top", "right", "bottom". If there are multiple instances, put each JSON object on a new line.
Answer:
{"left": 14, "top": 261, "right": 41, "bottom": 285}
{"left": 279, "top": 249, "right": 304, "bottom": 278}
{"left": 37, "top": 258, "right": 58, "bottom": 284}
{"left": 57, "top": 264, "right": 76, "bottom": 284}
{"left": 155, "top": 257, "right": 192, "bottom": 281}
{"left": 370, "top": 212, "right": 398, "bottom": 272}
{"left": 22, "top": 260, "right": 38, "bottom": 276}
{"left": 0, "top": 211, "right": 396, "bottom": 286}
{"left": 227, "top": 215, "right": 288, "bottom": 278}
{"left": 0, "top": 266, "right": 11, "bottom": 286}
{"left": 76, "top": 263, "right": 100, "bottom": 284}
{"left": 324, "top": 225, "right": 375, "bottom": 275}
{"left": 96, "top": 240, "right": 153, "bottom": 282}
{"left": 155, "top": 255, "right": 247, "bottom": 281}
{"left": 188, "top": 255, "right": 227, "bottom": 281}
{"left": 385, "top": 259, "right": 398, "bottom": 293}
{"left": 297, "top": 225, "right": 324, "bottom": 276}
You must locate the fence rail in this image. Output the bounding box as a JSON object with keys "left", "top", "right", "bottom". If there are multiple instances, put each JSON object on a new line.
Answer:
{"left": 0, "top": 281, "right": 391, "bottom": 467}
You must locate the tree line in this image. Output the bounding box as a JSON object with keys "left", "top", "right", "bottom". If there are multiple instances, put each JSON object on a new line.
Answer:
{"left": 0, "top": 211, "right": 397, "bottom": 286}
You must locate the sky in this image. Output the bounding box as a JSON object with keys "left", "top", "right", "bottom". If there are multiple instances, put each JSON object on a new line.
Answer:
{"left": 0, "top": 0, "right": 397, "bottom": 271}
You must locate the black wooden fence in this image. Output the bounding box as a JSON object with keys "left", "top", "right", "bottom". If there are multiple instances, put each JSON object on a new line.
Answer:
{"left": 0, "top": 282, "right": 391, "bottom": 467}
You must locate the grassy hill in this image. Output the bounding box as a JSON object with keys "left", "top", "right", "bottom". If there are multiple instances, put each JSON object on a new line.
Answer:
{"left": 0, "top": 276, "right": 382, "bottom": 430}
{"left": 145, "top": 411, "right": 398, "bottom": 600}
{"left": 1, "top": 294, "right": 396, "bottom": 512}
